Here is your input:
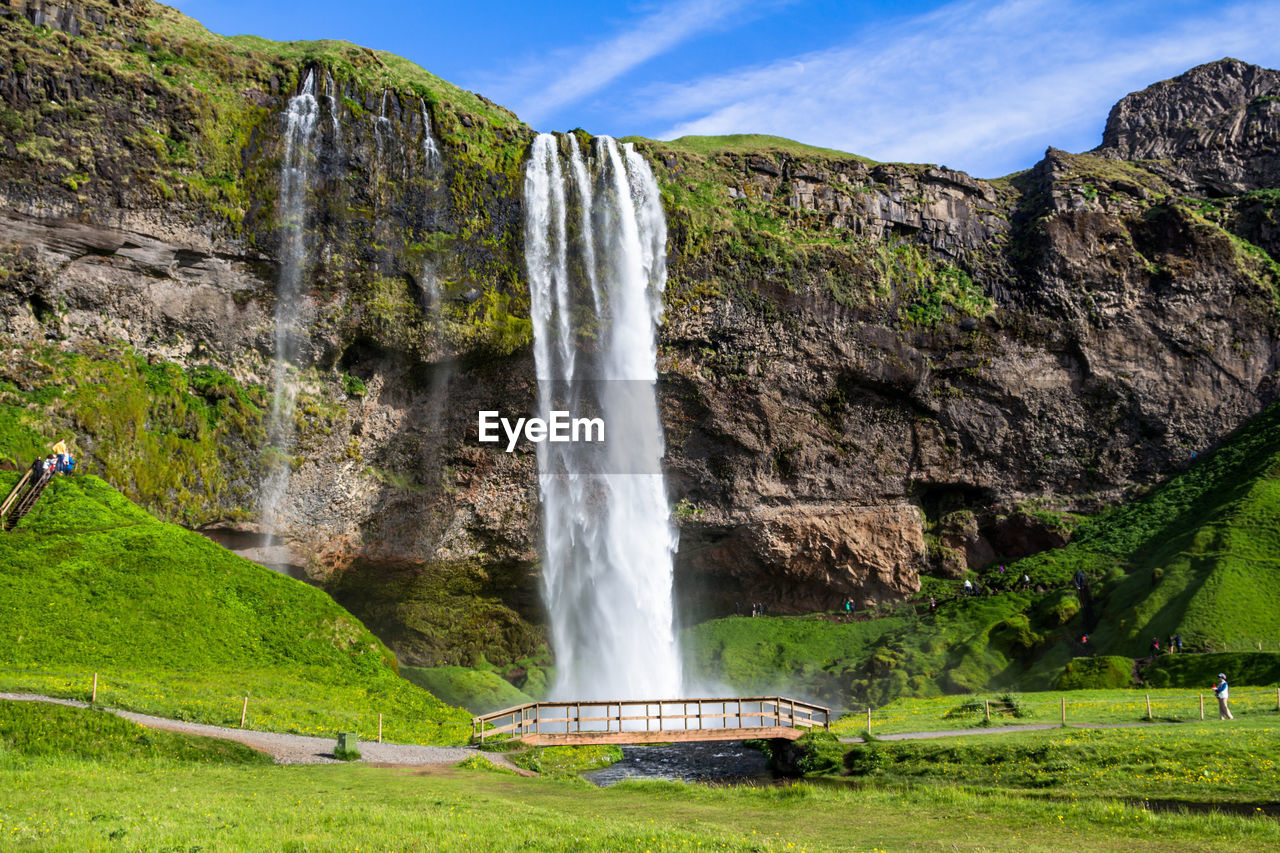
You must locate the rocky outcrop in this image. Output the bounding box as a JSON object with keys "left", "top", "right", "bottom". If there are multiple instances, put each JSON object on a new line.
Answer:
{"left": 678, "top": 504, "right": 924, "bottom": 616}
{"left": 1095, "top": 58, "right": 1280, "bottom": 194}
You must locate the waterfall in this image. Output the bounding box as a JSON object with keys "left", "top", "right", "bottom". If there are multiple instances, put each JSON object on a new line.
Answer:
{"left": 421, "top": 100, "right": 442, "bottom": 173}
{"left": 261, "top": 70, "right": 319, "bottom": 537}
{"left": 323, "top": 71, "right": 342, "bottom": 150}
{"left": 524, "top": 132, "right": 680, "bottom": 701}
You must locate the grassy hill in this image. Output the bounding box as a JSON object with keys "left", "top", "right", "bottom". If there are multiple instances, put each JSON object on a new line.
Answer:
{"left": 686, "top": 401, "right": 1280, "bottom": 708}
{"left": 0, "top": 473, "right": 471, "bottom": 744}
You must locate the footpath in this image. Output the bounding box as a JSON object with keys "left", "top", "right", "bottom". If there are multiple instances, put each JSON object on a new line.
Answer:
{"left": 0, "top": 692, "right": 531, "bottom": 773}
{"left": 839, "top": 720, "right": 1172, "bottom": 743}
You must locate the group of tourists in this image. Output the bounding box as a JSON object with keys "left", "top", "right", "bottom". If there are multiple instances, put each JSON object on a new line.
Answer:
{"left": 1149, "top": 633, "right": 1185, "bottom": 656}
{"left": 31, "top": 442, "right": 76, "bottom": 479}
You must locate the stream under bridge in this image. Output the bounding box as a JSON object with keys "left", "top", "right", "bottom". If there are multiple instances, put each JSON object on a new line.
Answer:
{"left": 472, "top": 697, "right": 830, "bottom": 746}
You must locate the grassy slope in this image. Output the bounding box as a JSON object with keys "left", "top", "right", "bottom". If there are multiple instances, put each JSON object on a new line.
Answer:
{"left": 0, "top": 473, "right": 470, "bottom": 744}
{"left": 682, "top": 614, "right": 908, "bottom": 707}
{"left": 688, "top": 401, "right": 1280, "bottom": 709}
{"left": 400, "top": 665, "right": 533, "bottom": 715}
{"left": 0, "top": 699, "right": 270, "bottom": 766}
{"left": 1018, "top": 398, "right": 1280, "bottom": 655}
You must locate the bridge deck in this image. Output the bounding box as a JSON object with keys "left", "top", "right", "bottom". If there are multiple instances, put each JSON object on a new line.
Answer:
{"left": 472, "top": 696, "right": 829, "bottom": 745}
{"left": 521, "top": 726, "right": 805, "bottom": 746}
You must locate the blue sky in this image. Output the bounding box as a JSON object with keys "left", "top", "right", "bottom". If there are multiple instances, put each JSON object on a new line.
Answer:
{"left": 171, "top": 0, "right": 1280, "bottom": 177}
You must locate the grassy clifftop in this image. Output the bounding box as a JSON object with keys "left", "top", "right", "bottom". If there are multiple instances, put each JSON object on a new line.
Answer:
{"left": 0, "top": 473, "right": 471, "bottom": 743}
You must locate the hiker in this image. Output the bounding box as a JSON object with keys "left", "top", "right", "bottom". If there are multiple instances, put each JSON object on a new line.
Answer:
{"left": 1074, "top": 569, "right": 1086, "bottom": 591}
{"left": 962, "top": 578, "right": 974, "bottom": 597}
{"left": 1214, "top": 673, "right": 1233, "bottom": 720}
{"left": 1167, "top": 633, "right": 1177, "bottom": 653}
{"left": 1175, "top": 633, "right": 1184, "bottom": 653}
{"left": 1149, "top": 637, "right": 1160, "bottom": 656}
{"left": 844, "top": 598, "right": 853, "bottom": 616}
{"left": 1021, "top": 572, "right": 1031, "bottom": 590}
{"left": 929, "top": 596, "right": 937, "bottom": 614}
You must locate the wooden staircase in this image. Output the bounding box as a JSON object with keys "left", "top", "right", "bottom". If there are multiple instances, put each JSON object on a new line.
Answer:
{"left": 2, "top": 468, "right": 52, "bottom": 531}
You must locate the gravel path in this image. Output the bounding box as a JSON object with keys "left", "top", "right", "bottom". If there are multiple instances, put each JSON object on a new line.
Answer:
{"left": 0, "top": 693, "right": 527, "bottom": 770}
{"left": 838, "top": 721, "right": 1174, "bottom": 743}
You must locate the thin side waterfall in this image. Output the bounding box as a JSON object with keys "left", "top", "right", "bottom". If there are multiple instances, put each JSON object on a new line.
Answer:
{"left": 323, "top": 71, "right": 342, "bottom": 151}
{"left": 261, "top": 70, "right": 319, "bottom": 537}
{"left": 524, "top": 132, "right": 681, "bottom": 701}
{"left": 421, "top": 100, "right": 442, "bottom": 173}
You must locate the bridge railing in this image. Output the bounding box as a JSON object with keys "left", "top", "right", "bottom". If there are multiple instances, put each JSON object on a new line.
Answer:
{"left": 472, "top": 696, "right": 830, "bottom": 742}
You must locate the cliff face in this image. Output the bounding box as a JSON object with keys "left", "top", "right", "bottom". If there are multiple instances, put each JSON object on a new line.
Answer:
{"left": 2, "top": 1, "right": 1279, "bottom": 664}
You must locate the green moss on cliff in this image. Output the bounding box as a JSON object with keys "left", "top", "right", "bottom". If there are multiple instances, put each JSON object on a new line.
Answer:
{"left": 0, "top": 342, "right": 264, "bottom": 524}
{"left": 329, "top": 559, "right": 548, "bottom": 670}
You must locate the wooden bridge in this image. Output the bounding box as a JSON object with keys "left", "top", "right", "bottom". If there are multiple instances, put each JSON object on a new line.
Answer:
{"left": 472, "top": 697, "right": 830, "bottom": 746}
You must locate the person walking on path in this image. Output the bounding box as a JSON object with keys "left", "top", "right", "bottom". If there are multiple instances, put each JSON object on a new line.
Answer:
{"left": 1214, "top": 673, "right": 1233, "bottom": 720}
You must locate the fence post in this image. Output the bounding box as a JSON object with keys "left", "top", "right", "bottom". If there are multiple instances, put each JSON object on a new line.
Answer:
{"left": 1145, "top": 694, "right": 1152, "bottom": 720}
{"left": 378, "top": 713, "right": 383, "bottom": 743}
{"left": 984, "top": 699, "right": 990, "bottom": 723}
{"left": 1060, "top": 696, "right": 1066, "bottom": 727}
{"left": 240, "top": 695, "right": 248, "bottom": 728}
{"left": 1200, "top": 694, "right": 1204, "bottom": 720}
{"left": 91, "top": 672, "right": 98, "bottom": 705}
{"left": 867, "top": 706, "right": 872, "bottom": 733}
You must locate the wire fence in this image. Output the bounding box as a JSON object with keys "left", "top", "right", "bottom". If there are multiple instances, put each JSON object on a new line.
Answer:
{"left": 0, "top": 666, "right": 464, "bottom": 745}
{"left": 839, "top": 687, "right": 1280, "bottom": 734}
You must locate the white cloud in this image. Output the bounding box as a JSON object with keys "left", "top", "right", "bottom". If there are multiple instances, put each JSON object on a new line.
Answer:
{"left": 636, "top": 0, "right": 1280, "bottom": 176}
{"left": 484, "top": 0, "right": 772, "bottom": 128}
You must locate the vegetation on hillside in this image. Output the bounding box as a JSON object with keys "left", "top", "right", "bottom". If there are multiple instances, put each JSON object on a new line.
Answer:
{"left": 400, "top": 665, "right": 533, "bottom": 715}
{"left": 0, "top": 700, "right": 270, "bottom": 766}
{"left": 0, "top": 341, "right": 266, "bottom": 522}
{"left": 687, "top": 399, "right": 1280, "bottom": 709}
{"left": 0, "top": 473, "right": 470, "bottom": 743}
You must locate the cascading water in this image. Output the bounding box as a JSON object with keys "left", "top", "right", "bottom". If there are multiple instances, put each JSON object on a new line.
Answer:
{"left": 421, "top": 100, "right": 442, "bottom": 173}
{"left": 261, "top": 70, "right": 319, "bottom": 536}
{"left": 524, "top": 132, "right": 681, "bottom": 701}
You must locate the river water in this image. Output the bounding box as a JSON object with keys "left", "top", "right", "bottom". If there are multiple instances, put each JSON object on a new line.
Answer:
{"left": 583, "top": 741, "right": 772, "bottom": 788}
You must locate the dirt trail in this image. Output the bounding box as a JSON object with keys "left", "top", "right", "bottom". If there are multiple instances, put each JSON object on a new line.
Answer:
{"left": 839, "top": 720, "right": 1175, "bottom": 743}
{"left": 1, "top": 692, "right": 528, "bottom": 771}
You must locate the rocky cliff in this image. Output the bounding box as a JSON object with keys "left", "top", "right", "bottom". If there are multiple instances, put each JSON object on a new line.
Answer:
{"left": 1, "top": 1, "right": 1278, "bottom": 667}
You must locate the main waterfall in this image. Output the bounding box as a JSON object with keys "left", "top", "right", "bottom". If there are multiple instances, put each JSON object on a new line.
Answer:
{"left": 524, "top": 133, "right": 681, "bottom": 701}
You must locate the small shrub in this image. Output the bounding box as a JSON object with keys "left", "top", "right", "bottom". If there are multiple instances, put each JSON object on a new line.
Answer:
{"left": 1054, "top": 656, "right": 1134, "bottom": 690}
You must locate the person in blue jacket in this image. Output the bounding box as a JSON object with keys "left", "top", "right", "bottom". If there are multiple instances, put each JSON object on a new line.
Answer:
{"left": 1214, "top": 673, "right": 1233, "bottom": 720}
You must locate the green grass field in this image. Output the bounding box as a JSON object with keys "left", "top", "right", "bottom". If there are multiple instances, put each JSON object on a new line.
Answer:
{"left": 838, "top": 718, "right": 1280, "bottom": 806}
{"left": 3, "top": 745, "right": 1276, "bottom": 851}
{"left": 0, "top": 474, "right": 470, "bottom": 744}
